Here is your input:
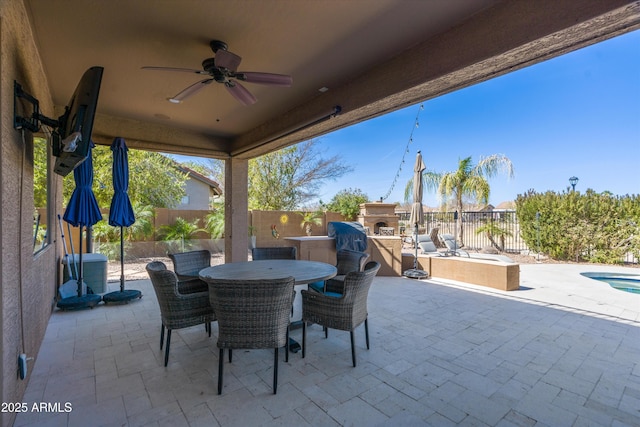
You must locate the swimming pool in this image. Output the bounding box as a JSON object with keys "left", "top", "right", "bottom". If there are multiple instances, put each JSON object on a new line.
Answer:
{"left": 581, "top": 272, "right": 640, "bottom": 294}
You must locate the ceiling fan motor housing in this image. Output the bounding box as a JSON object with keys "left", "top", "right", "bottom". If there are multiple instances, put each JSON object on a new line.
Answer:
{"left": 209, "top": 40, "right": 228, "bottom": 53}
{"left": 202, "top": 58, "right": 226, "bottom": 82}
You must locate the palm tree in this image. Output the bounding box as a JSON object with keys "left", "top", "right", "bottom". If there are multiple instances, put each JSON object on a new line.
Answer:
{"left": 475, "top": 218, "right": 513, "bottom": 252}
{"left": 203, "top": 204, "right": 225, "bottom": 239}
{"left": 126, "top": 203, "right": 155, "bottom": 241}
{"left": 405, "top": 154, "right": 514, "bottom": 246}
{"left": 159, "top": 217, "right": 203, "bottom": 252}
{"left": 300, "top": 211, "right": 322, "bottom": 236}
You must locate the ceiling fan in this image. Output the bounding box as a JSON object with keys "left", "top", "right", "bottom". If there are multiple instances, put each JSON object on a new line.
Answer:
{"left": 142, "top": 40, "right": 292, "bottom": 106}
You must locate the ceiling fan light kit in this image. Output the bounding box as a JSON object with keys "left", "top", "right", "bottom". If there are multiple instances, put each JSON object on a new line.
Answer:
{"left": 143, "top": 40, "right": 292, "bottom": 105}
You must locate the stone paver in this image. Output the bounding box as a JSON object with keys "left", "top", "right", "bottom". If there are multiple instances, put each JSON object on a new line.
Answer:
{"left": 15, "top": 263, "right": 640, "bottom": 426}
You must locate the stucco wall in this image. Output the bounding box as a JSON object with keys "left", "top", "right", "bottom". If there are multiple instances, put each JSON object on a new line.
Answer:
{"left": 175, "top": 178, "right": 210, "bottom": 210}
{"left": 250, "top": 210, "right": 345, "bottom": 248}
{"left": 1, "top": 1, "right": 61, "bottom": 425}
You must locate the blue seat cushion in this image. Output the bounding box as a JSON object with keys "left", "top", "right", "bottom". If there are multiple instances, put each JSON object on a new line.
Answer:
{"left": 324, "top": 291, "right": 342, "bottom": 298}
{"left": 308, "top": 281, "right": 342, "bottom": 298}
{"left": 308, "top": 281, "right": 325, "bottom": 293}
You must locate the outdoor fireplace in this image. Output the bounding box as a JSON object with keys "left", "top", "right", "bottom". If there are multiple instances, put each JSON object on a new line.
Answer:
{"left": 357, "top": 202, "right": 399, "bottom": 235}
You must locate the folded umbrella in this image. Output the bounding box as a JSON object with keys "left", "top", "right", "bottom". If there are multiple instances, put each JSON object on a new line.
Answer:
{"left": 404, "top": 151, "right": 429, "bottom": 279}
{"left": 59, "top": 142, "right": 103, "bottom": 309}
{"left": 103, "top": 137, "right": 141, "bottom": 304}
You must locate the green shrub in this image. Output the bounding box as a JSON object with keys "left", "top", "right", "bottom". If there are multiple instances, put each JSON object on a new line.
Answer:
{"left": 516, "top": 189, "right": 640, "bottom": 263}
{"left": 203, "top": 204, "right": 225, "bottom": 239}
{"left": 159, "top": 217, "right": 203, "bottom": 252}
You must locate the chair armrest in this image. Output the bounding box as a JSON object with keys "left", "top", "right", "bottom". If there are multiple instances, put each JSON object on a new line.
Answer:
{"left": 301, "top": 288, "right": 344, "bottom": 302}
{"left": 173, "top": 288, "right": 211, "bottom": 306}
{"left": 177, "top": 278, "right": 208, "bottom": 294}
{"left": 175, "top": 272, "right": 200, "bottom": 281}
{"left": 301, "top": 289, "right": 348, "bottom": 319}
{"left": 301, "top": 289, "right": 354, "bottom": 330}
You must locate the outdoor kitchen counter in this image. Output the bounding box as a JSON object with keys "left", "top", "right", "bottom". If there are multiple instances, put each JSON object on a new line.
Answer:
{"left": 285, "top": 236, "right": 336, "bottom": 264}
{"left": 286, "top": 235, "right": 403, "bottom": 276}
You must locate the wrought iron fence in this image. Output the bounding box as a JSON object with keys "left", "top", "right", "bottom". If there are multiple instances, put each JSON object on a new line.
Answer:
{"left": 417, "top": 210, "right": 528, "bottom": 253}
{"left": 400, "top": 209, "right": 638, "bottom": 263}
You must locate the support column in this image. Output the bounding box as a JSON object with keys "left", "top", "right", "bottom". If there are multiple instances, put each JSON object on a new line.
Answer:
{"left": 224, "top": 157, "right": 249, "bottom": 262}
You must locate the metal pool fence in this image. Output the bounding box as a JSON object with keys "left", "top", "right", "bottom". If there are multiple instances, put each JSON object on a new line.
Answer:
{"left": 418, "top": 210, "right": 527, "bottom": 254}
{"left": 400, "top": 209, "right": 637, "bottom": 264}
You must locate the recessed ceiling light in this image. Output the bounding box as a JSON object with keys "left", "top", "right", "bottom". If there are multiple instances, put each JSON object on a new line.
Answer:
{"left": 318, "top": 87, "right": 329, "bottom": 93}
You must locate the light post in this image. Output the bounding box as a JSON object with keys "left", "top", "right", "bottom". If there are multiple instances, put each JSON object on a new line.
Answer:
{"left": 569, "top": 176, "right": 579, "bottom": 192}
{"left": 536, "top": 211, "right": 540, "bottom": 263}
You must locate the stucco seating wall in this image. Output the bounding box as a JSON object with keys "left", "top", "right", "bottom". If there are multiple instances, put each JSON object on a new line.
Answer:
{"left": 286, "top": 235, "right": 519, "bottom": 289}
{"left": 402, "top": 253, "right": 520, "bottom": 291}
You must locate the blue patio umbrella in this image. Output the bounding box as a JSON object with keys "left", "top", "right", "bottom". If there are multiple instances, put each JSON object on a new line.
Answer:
{"left": 62, "top": 141, "right": 103, "bottom": 304}
{"left": 63, "top": 142, "right": 102, "bottom": 228}
{"left": 108, "top": 137, "right": 135, "bottom": 228}
{"left": 103, "top": 137, "right": 141, "bottom": 303}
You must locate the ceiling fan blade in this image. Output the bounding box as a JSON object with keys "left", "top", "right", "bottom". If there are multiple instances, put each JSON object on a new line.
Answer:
{"left": 225, "top": 80, "right": 257, "bottom": 106}
{"left": 236, "top": 72, "right": 293, "bottom": 87}
{"left": 142, "top": 66, "right": 207, "bottom": 75}
{"left": 168, "top": 78, "right": 214, "bottom": 103}
{"left": 214, "top": 50, "right": 242, "bottom": 72}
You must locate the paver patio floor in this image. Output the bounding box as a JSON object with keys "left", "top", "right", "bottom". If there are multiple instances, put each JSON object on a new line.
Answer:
{"left": 15, "top": 264, "right": 640, "bottom": 426}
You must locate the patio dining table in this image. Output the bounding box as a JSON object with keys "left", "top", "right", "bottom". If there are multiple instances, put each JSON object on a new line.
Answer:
{"left": 200, "top": 259, "right": 337, "bottom": 353}
{"left": 199, "top": 259, "right": 337, "bottom": 286}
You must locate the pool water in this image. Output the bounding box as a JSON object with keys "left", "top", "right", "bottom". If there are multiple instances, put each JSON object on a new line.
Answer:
{"left": 581, "top": 272, "right": 640, "bottom": 294}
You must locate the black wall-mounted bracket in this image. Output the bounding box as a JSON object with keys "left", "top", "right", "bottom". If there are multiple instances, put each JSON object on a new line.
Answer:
{"left": 14, "top": 81, "right": 40, "bottom": 132}
{"left": 14, "top": 81, "right": 60, "bottom": 132}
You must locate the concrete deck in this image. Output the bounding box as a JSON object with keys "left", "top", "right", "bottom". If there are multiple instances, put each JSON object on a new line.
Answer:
{"left": 15, "top": 264, "right": 640, "bottom": 426}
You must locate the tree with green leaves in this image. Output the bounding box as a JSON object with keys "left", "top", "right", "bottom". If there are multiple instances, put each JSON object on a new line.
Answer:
{"left": 33, "top": 137, "right": 48, "bottom": 209}
{"left": 248, "top": 140, "right": 352, "bottom": 210}
{"left": 63, "top": 145, "right": 189, "bottom": 209}
{"left": 324, "top": 188, "right": 370, "bottom": 220}
{"left": 405, "top": 154, "right": 514, "bottom": 245}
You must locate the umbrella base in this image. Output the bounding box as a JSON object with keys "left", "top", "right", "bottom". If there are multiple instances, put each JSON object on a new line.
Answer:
{"left": 403, "top": 269, "right": 429, "bottom": 280}
{"left": 56, "top": 294, "right": 102, "bottom": 310}
{"left": 103, "top": 289, "right": 142, "bottom": 304}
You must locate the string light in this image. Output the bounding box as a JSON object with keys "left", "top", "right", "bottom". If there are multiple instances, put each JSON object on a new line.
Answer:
{"left": 381, "top": 103, "right": 424, "bottom": 201}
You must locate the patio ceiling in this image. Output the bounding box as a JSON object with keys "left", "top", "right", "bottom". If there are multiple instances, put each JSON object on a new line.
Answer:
{"left": 25, "top": 0, "right": 639, "bottom": 159}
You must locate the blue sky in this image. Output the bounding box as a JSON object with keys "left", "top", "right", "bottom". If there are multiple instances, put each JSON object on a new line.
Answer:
{"left": 311, "top": 29, "right": 639, "bottom": 208}
{"left": 171, "top": 30, "right": 639, "bottom": 208}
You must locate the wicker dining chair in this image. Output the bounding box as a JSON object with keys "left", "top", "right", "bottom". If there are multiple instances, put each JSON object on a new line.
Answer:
{"left": 301, "top": 261, "right": 380, "bottom": 367}
{"left": 308, "top": 249, "right": 369, "bottom": 294}
{"left": 251, "top": 246, "right": 297, "bottom": 260}
{"left": 168, "top": 249, "right": 211, "bottom": 294}
{"left": 206, "top": 276, "right": 295, "bottom": 394}
{"left": 146, "top": 261, "right": 215, "bottom": 366}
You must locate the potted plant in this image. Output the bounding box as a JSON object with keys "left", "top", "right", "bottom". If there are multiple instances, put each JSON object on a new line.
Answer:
{"left": 248, "top": 225, "right": 257, "bottom": 249}
{"left": 300, "top": 211, "right": 322, "bottom": 236}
